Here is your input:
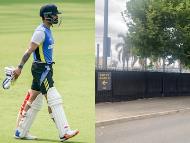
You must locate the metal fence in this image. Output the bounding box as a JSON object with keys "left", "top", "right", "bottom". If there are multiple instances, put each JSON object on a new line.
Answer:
{"left": 95, "top": 69, "right": 190, "bottom": 103}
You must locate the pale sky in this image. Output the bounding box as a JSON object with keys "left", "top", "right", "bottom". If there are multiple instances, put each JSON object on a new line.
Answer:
{"left": 95, "top": 0, "right": 127, "bottom": 58}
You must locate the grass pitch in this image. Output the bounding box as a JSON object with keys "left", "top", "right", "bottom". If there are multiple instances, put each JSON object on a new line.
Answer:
{"left": 0, "top": 0, "right": 94, "bottom": 143}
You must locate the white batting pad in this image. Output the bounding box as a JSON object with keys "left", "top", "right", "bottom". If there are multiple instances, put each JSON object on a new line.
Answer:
{"left": 47, "top": 87, "right": 69, "bottom": 138}
{"left": 16, "top": 94, "right": 43, "bottom": 138}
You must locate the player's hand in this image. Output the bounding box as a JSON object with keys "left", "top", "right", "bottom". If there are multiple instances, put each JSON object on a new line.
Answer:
{"left": 13, "top": 67, "right": 22, "bottom": 79}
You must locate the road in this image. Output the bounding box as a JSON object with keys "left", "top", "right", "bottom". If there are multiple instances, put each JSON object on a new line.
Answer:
{"left": 96, "top": 112, "right": 190, "bottom": 143}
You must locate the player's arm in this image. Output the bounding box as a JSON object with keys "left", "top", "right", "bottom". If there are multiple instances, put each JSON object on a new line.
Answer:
{"left": 13, "top": 30, "right": 45, "bottom": 79}
{"left": 18, "top": 42, "right": 38, "bottom": 69}
{"left": 13, "top": 42, "right": 39, "bottom": 79}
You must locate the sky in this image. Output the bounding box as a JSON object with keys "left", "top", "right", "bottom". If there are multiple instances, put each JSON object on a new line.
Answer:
{"left": 95, "top": 0, "right": 127, "bottom": 59}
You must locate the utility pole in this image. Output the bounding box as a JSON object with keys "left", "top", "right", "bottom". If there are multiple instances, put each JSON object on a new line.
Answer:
{"left": 103, "top": 0, "right": 109, "bottom": 69}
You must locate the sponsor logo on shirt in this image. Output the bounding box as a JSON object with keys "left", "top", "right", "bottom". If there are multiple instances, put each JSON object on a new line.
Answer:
{"left": 48, "top": 44, "right": 54, "bottom": 49}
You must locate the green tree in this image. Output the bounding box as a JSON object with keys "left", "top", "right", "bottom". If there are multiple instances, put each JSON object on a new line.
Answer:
{"left": 126, "top": 0, "right": 190, "bottom": 69}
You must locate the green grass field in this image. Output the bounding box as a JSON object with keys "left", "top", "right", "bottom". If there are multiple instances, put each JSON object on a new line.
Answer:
{"left": 0, "top": 0, "right": 94, "bottom": 143}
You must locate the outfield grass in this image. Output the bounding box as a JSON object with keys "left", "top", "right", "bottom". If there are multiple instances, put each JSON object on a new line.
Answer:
{"left": 0, "top": 1, "right": 94, "bottom": 143}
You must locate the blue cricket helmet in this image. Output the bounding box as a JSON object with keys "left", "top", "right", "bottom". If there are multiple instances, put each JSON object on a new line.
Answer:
{"left": 40, "top": 4, "right": 62, "bottom": 24}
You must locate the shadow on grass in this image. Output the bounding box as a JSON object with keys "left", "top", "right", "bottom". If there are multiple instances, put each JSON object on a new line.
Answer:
{"left": 31, "top": 138, "right": 87, "bottom": 143}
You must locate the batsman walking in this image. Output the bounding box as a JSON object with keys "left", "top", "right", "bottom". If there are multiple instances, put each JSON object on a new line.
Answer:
{"left": 13, "top": 4, "right": 79, "bottom": 142}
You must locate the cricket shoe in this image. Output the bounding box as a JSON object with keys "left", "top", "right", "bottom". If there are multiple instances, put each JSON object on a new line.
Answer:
{"left": 60, "top": 129, "right": 79, "bottom": 142}
{"left": 14, "top": 130, "right": 37, "bottom": 140}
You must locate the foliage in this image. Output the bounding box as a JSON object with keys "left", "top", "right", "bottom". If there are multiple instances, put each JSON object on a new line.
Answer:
{"left": 126, "top": 0, "right": 190, "bottom": 68}
{"left": 116, "top": 33, "right": 133, "bottom": 69}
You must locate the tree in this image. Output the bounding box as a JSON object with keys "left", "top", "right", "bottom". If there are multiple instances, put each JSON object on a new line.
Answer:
{"left": 115, "top": 33, "right": 132, "bottom": 70}
{"left": 125, "top": 0, "right": 190, "bottom": 68}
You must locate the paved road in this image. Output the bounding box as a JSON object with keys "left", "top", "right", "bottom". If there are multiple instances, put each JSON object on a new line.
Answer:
{"left": 96, "top": 112, "right": 190, "bottom": 143}
{"left": 96, "top": 96, "right": 190, "bottom": 124}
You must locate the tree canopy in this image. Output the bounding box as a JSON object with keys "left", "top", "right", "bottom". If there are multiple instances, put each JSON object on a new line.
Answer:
{"left": 126, "top": 0, "right": 190, "bottom": 67}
